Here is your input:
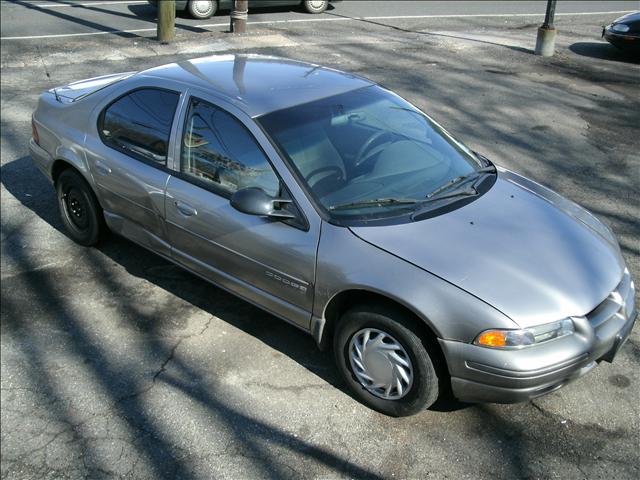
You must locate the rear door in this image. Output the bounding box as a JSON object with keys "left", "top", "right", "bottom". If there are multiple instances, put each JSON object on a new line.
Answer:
{"left": 84, "top": 79, "right": 184, "bottom": 256}
{"left": 165, "top": 91, "right": 320, "bottom": 329}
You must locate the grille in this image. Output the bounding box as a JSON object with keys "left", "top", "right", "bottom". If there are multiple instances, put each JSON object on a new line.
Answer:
{"left": 587, "top": 268, "right": 635, "bottom": 331}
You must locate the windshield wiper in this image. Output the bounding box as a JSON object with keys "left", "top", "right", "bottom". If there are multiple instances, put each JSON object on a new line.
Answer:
{"left": 421, "top": 187, "right": 478, "bottom": 204}
{"left": 328, "top": 197, "right": 419, "bottom": 212}
{"left": 426, "top": 165, "right": 496, "bottom": 199}
{"left": 328, "top": 166, "right": 496, "bottom": 213}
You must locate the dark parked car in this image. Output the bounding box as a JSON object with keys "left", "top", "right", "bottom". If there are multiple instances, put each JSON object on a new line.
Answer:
{"left": 149, "top": 0, "right": 337, "bottom": 19}
{"left": 603, "top": 11, "right": 640, "bottom": 52}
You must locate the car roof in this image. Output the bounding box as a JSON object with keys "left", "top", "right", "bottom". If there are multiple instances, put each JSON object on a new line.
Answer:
{"left": 139, "top": 54, "right": 375, "bottom": 117}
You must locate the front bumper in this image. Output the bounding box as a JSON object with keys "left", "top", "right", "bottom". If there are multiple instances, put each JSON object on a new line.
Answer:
{"left": 440, "top": 268, "right": 637, "bottom": 403}
{"left": 603, "top": 26, "right": 640, "bottom": 50}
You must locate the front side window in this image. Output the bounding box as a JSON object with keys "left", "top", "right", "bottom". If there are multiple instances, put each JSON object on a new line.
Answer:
{"left": 180, "top": 98, "right": 279, "bottom": 197}
{"left": 99, "top": 88, "right": 179, "bottom": 165}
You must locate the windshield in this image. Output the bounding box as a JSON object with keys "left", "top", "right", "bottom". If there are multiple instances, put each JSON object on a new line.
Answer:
{"left": 258, "top": 85, "right": 485, "bottom": 221}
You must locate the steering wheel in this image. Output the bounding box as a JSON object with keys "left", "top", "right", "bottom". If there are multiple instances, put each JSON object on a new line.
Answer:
{"left": 354, "top": 131, "right": 396, "bottom": 168}
{"left": 304, "top": 165, "right": 344, "bottom": 186}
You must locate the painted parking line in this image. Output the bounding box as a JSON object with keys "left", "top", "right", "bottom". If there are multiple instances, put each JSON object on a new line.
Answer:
{"left": 2, "top": 27, "right": 159, "bottom": 40}
{"left": 33, "top": 1, "right": 149, "bottom": 7}
{"left": 355, "top": 10, "right": 634, "bottom": 20}
{"left": 1, "top": 10, "right": 633, "bottom": 40}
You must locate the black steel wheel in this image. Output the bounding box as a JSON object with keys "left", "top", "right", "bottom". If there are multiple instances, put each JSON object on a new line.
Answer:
{"left": 56, "top": 169, "right": 105, "bottom": 246}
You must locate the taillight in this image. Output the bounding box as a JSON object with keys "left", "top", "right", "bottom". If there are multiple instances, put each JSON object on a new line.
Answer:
{"left": 31, "top": 116, "right": 40, "bottom": 145}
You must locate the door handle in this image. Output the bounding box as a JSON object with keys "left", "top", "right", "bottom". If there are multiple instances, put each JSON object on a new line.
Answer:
{"left": 95, "top": 160, "right": 112, "bottom": 175}
{"left": 175, "top": 200, "right": 197, "bottom": 217}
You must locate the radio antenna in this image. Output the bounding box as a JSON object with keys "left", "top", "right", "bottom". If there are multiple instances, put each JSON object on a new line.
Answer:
{"left": 36, "top": 45, "right": 61, "bottom": 102}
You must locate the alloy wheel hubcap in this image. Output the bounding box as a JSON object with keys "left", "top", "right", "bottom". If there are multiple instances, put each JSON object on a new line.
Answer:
{"left": 349, "top": 328, "right": 413, "bottom": 400}
{"left": 193, "top": 0, "right": 213, "bottom": 15}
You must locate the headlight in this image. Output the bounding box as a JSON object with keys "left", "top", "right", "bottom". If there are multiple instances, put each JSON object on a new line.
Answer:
{"left": 611, "top": 23, "right": 630, "bottom": 33}
{"left": 474, "top": 319, "right": 575, "bottom": 348}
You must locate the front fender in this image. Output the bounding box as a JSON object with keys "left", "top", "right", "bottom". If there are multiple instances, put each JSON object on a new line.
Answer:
{"left": 313, "top": 221, "right": 517, "bottom": 344}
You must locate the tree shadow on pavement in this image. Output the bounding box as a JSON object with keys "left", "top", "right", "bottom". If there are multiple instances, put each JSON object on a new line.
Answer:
{"left": 0, "top": 155, "right": 334, "bottom": 381}
{"left": 463, "top": 403, "right": 637, "bottom": 479}
{"left": 1, "top": 152, "right": 472, "bottom": 414}
{"left": 1, "top": 154, "right": 390, "bottom": 479}
{"left": 325, "top": 11, "right": 534, "bottom": 54}
{"left": 11, "top": 0, "right": 210, "bottom": 38}
{"left": 569, "top": 42, "right": 640, "bottom": 64}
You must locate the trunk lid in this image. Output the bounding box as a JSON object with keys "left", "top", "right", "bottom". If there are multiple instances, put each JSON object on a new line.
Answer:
{"left": 51, "top": 72, "right": 135, "bottom": 103}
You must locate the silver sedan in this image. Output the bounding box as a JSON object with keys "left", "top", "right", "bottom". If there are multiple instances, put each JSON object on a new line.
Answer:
{"left": 29, "top": 54, "right": 636, "bottom": 416}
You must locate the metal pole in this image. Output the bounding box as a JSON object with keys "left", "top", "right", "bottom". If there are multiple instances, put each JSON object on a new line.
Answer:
{"left": 157, "top": 0, "right": 176, "bottom": 43}
{"left": 230, "top": 0, "right": 248, "bottom": 33}
{"left": 542, "top": 0, "right": 557, "bottom": 29}
{"left": 534, "top": 0, "right": 557, "bottom": 56}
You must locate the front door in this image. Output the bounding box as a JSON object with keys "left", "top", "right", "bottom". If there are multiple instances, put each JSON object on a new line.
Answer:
{"left": 165, "top": 95, "right": 319, "bottom": 328}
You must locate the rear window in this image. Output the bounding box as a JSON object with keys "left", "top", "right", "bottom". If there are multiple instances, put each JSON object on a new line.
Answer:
{"left": 99, "top": 88, "right": 180, "bottom": 166}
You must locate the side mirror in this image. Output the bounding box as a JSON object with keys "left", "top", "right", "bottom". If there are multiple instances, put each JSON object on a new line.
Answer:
{"left": 230, "top": 187, "right": 296, "bottom": 219}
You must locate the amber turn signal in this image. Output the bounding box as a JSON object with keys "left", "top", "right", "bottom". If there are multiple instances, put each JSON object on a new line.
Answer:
{"left": 476, "top": 330, "right": 508, "bottom": 347}
{"left": 474, "top": 319, "right": 574, "bottom": 349}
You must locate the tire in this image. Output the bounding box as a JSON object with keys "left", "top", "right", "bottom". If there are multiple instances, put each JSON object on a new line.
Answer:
{"left": 303, "top": 0, "right": 328, "bottom": 14}
{"left": 333, "top": 305, "right": 440, "bottom": 416}
{"left": 187, "top": 0, "right": 217, "bottom": 19}
{"left": 56, "top": 169, "right": 105, "bottom": 246}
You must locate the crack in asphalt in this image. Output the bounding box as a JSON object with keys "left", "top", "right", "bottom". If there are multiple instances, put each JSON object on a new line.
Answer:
{"left": 152, "top": 314, "right": 214, "bottom": 382}
{"left": 1, "top": 315, "right": 216, "bottom": 478}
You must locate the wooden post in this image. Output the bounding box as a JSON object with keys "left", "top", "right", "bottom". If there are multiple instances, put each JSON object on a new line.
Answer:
{"left": 534, "top": 0, "right": 557, "bottom": 56}
{"left": 157, "top": 0, "right": 176, "bottom": 43}
{"left": 230, "top": 0, "right": 248, "bottom": 33}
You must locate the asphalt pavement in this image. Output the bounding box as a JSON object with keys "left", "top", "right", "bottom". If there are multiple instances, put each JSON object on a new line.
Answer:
{"left": 1, "top": 1, "right": 640, "bottom": 479}
{"left": 0, "top": 0, "right": 637, "bottom": 40}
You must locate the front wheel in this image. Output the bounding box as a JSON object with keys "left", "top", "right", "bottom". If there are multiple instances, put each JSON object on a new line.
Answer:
{"left": 187, "top": 0, "right": 217, "bottom": 19}
{"left": 333, "top": 305, "right": 440, "bottom": 416}
{"left": 303, "top": 0, "right": 328, "bottom": 14}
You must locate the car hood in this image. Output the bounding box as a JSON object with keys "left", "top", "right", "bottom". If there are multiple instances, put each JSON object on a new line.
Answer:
{"left": 349, "top": 169, "right": 625, "bottom": 328}
{"left": 613, "top": 11, "right": 640, "bottom": 25}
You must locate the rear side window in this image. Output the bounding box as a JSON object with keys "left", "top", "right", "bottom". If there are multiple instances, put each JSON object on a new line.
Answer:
{"left": 99, "top": 88, "right": 179, "bottom": 166}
